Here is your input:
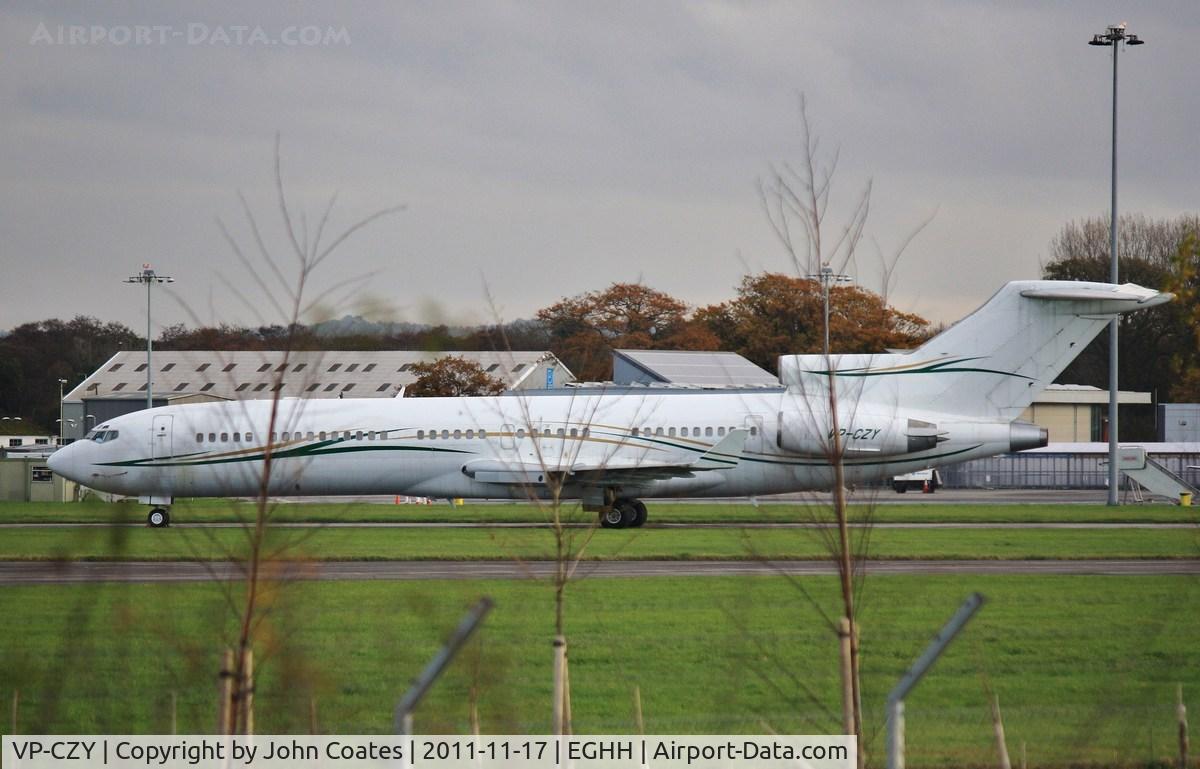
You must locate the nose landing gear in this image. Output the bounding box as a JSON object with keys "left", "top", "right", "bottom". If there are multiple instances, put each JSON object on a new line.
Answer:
{"left": 599, "top": 499, "right": 647, "bottom": 529}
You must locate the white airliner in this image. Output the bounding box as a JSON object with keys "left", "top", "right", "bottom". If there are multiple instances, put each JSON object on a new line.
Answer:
{"left": 48, "top": 280, "right": 1170, "bottom": 528}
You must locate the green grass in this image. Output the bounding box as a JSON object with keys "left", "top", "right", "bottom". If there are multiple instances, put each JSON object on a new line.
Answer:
{"left": 2, "top": 498, "right": 1198, "bottom": 524}
{"left": 1, "top": 575, "right": 1197, "bottom": 768}
{"left": 0, "top": 524, "right": 1197, "bottom": 561}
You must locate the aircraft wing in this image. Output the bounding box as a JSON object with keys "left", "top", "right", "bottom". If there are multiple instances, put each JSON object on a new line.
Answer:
{"left": 463, "top": 429, "right": 748, "bottom": 486}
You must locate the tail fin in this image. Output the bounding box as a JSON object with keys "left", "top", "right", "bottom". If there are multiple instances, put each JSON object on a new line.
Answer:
{"left": 779, "top": 281, "right": 1171, "bottom": 421}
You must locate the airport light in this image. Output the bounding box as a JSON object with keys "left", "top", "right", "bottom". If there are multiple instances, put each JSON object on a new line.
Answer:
{"left": 808, "top": 264, "right": 853, "bottom": 358}
{"left": 124, "top": 264, "right": 174, "bottom": 411}
{"left": 1089, "top": 23, "right": 1144, "bottom": 505}
{"left": 58, "top": 378, "right": 68, "bottom": 445}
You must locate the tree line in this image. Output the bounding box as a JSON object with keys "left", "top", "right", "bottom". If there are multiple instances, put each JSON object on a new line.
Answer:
{"left": 3, "top": 212, "right": 1197, "bottom": 432}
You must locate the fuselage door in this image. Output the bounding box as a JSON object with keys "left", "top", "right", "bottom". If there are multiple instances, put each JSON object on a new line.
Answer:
{"left": 152, "top": 415, "right": 174, "bottom": 460}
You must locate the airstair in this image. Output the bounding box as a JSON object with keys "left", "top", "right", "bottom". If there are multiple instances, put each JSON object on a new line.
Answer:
{"left": 1115, "top": 446, "right": 1197, "bottom": 503}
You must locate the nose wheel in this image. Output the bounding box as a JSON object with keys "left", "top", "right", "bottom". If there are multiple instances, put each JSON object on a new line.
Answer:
{"left": 147, "top": 508, "right": 171, "bottom": 528}
{"left": 599, "top": 499, "right": 647, "bottom": 529}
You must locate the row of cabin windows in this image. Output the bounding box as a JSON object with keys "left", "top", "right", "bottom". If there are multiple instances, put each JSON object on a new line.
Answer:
{"left": 194, "top": 424, "right": 759, "bottom": 445}
{"left": 196, "top": 429, "right": 390, "bottom": 444}
{"left": 632, "top": 425, "right": 755, "bottom": 438}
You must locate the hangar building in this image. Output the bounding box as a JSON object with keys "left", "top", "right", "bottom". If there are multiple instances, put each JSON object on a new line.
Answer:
{"left": 60, "top": 350, "right": 573, "bottom": 441}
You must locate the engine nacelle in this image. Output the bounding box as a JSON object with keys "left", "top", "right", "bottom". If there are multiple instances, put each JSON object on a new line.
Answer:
{"left": 777, "top": 411, "right": 943, "bottom": 456}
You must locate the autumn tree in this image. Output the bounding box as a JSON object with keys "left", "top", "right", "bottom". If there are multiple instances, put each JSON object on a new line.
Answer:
{"left": 406, "top": 356, "right": 507, "bottom": 397}
{"left": 536, "top": 283, "right": 718, "bottom": 380}
{"left": 696, "top": 273, "right": 929, "bottom": 372}
{"left": 1165, "top": 232, "right": 1200, "bottom": 401}
{"left": 1042, "top": 213, "right": 1200, "bottom": 436}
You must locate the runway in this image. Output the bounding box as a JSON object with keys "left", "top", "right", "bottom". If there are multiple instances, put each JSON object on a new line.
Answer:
{"left": 2, "top": 559, "right": 1197, "bottom": 585}
{"left": 1, "top": 521, "right": 1194, "bottom": 529}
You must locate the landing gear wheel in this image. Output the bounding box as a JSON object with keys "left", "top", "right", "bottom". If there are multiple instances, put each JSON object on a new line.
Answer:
{"left": 148, "top": 508, "right": 170, "bottom": 528}
{"left": 630, "top": 500, "right": 648, "bottom": 527}
{"left": 618, "top": 501, "right": 639, "bottom": 528}
{"left": 600, "top": 507, "right": 625, "bottom": 529}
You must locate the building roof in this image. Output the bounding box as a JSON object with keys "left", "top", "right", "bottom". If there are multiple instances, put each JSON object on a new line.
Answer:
{"left": 1035, "top": 384, "right": 1152, "bottom": 405}
{"left": 613, "top": 349, "right": 780, "bottom": 387}
{"left": 64, "top": 350, "right": 571, "bottom": 402}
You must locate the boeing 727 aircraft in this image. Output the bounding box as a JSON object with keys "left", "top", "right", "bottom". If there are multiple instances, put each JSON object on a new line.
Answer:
{"left": 48, "top": 280, "right": 1170, "bottom": 528}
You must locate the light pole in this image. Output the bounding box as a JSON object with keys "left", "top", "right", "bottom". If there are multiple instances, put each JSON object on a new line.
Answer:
{"left": 808, "top": 263, "right": 853, "bottom": 358}
{"left": 58, "top": 378, "right": 68, "bottom": 445}
{"left": 124, "top": 264, "right": 174, "bottom": 411}
{"left": 1089, "top": 23, "right": 1144, "bottom": 505}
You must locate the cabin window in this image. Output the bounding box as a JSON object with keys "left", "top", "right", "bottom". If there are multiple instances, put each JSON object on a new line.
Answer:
{"left": 582, "top": 428, "right": 589, "bottom": 437}
{"left": 570, "top": 428, "right": 578, "bottom": 438}
{"left": 233, "top": 433, "right": 241, "bottom": 442}
{"left": 441, "top": 430, "right": 450, "bottom": 439}
{"left": 417, "top": 430, "right": 424, "bottom": 440}
{"left": 209, "top": 433, "right": 216, "bottom": 442}
{"left": 750, "top": 426, "right": 758, "bottom": 436}
{"left": 379, "top": 431, "right": 388, "bottom": 440}
{"left": 452, "top": 429, "right": 462, "bottom": 439}
{"left": 270, "top": 432, "right": 277, "bottom": 442}
{"left": 368, "top": 431, "right": 375, "bottom": 440}
{"left": 556, "top": 428, "right": 565, "bottom": 437}
{"left": 668, "top": 427, "right": 676, "bottom": 437}
{"left": 543, "top": 428, "right": 551, "bottom": 437}
{"left": 516, "top": 428, "right": 526, "bottom": 439}
{"left": 465, "top": 429, "right": 474, "bottom": 439}
{"left": 705, "top": 427, "right": 713, "bottom": 437}
{"left": 693, "top": 426, "right": 700, "bottom": 436}
{"left": 220, "top": 432, "right": 229, "bottom": 442}
{"left": 630, "top": 427, "right": 638, "bottom": 436}
{"left": 196, "top": 433, "right": 203, "bottom": 443}
{"left": 355, "top": 431, "right": 363, "bottom": 440}
{"left": 717, "top": 427, "right": 726, "bottom": 437}
{"left": 655, "top": 427, "right": 664, "bottom": 436}
{"left": 319, "top": 431, "right": 327, "bottom": 440}
{"left": 282, "top": 432, "right": 290, "bottom": 441}
{"left": 679, "top": 427, "right": 688, "bottom": 437}
{"left": 479, "top": 429, "right": 488, "bottom": 439}
{"left": 306, "top": 431, "right": 314, "bottom": 440}
{"left": 245, "top": 433, "right": 253, "bottom": 442}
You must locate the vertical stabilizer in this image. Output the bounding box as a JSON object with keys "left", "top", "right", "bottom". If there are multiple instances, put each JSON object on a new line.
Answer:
{"left": 779, "top": 281, "right": 1171, "bottom": 421}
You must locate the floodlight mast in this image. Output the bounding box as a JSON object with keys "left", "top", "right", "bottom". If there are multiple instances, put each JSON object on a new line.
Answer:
{"left": 124, "top": 264, "right": 174, "bottom": 411}
{"left": 1088, "top": 23, "right": 1144, "bottom": 505}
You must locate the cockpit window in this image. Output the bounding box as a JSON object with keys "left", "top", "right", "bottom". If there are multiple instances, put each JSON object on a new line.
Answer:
{"left": 87, "top": 429, "right": 119, "bottom": 444}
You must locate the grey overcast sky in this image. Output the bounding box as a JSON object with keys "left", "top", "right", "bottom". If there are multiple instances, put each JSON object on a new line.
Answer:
{"left": 2, "top": 1, "right": 1197, "bottom": 335}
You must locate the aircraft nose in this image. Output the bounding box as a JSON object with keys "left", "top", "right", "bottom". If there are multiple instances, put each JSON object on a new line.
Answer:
{"left": 47, "top": 443, "right": 77, "bottom": 481}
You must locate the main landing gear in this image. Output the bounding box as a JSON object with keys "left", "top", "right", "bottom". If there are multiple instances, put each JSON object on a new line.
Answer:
{"left": 599, "top": 499, "right": 647, "bottom": 529}
{"left": 147, "top": 507, "right": 171, "bottom": 528}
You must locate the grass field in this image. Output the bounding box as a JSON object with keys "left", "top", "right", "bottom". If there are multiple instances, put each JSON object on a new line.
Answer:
{"left": 0, "top": 523, "right": 1197, "bottom": 561}
{"left": 1, "top": 575, "right": 1197, "bottom": 768}
{"left": 3, "top": 498, "right": 1198, "bottom": 524}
